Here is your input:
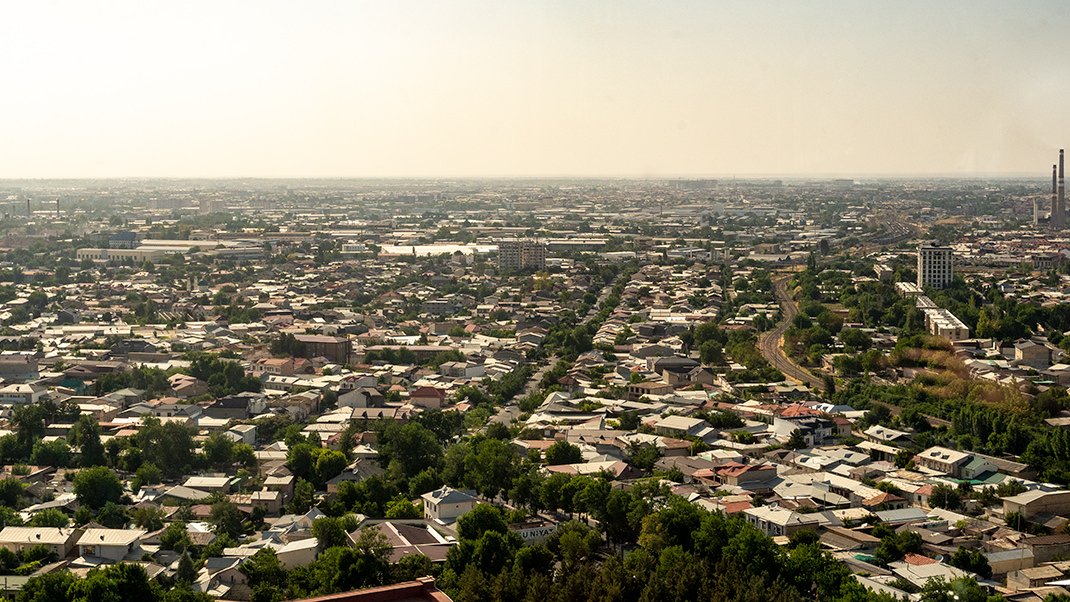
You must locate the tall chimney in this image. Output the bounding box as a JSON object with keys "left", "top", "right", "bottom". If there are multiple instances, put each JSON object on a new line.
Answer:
{"left": 25, "top": 198, "right": 29, "bottom": 217}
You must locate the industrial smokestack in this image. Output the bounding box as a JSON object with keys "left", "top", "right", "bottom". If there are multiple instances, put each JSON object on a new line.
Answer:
{"left": 25, "top": 198, "right": 29, "bottom": 217}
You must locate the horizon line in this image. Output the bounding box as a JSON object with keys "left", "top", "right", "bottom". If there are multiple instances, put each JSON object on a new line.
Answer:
{"left": 0, "top": 172, "right": 1057, "bottom": 182}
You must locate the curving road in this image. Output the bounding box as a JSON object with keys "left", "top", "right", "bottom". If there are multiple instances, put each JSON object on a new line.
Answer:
{"left": 758, "top": 276, "right": 825, "bottom": 391}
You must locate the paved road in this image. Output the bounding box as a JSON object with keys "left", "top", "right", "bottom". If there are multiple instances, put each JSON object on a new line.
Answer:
{"left": 758, "top": 276, "right": 826, "bottom": 391}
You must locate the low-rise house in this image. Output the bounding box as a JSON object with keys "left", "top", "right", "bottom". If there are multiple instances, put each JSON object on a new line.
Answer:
{"left": 913, "top": 446, "right": 973, "bottom": 478}
{"left": 983, "top": 548, "right": 1034, "bottom": 577}
{"left": 0, "top": 527, "right": 79, "bottom": 557}
{"left": 183, "top": 476, "right": 232, "bottom": 494}
{"left": 252, "top": 490, "right": 283, "bottom": 515}
{"left": 227, "top": 424, "right": 257, "bottom": 446}
{"left": 653, "top": 415, "right": 711, "bottom": 440}
{"left": 743, "top": 505, "right": 820, "bottom": 537}
{"left": 276, "top": 537, "right": 319, "bottom": 569}
{"left": 696, "top": 462, "right": 778, "bottom": 490}
{"left": 168, "top": 374, "right": 209, "bottom": 398}
{"left": 1014, "top": 339, "right": 1051, "bottom": 368}
{"left": 152, "top": 403, "right": 203, "bottom": 420}
{"left": 0, "top": 384, "right": 46, "bottom": 405}
{"left": 626, "top": 381, "right": 673, "bottom": 401}
{"left": 0, "top": 354, "right": 39, "bottom": 382}
{"left": 202, "top": 393, "right": 266, "bottom": 420}
{"left": 338, "top": 387, "right": 384, "bottom": 409}
{"left": 77, "top": 528, "right": 146, "bottom": 561}
{"left": 1008, "top": 565, "right": 1065, "bottom": 591}
{"left": 1019, "top": 534, "right": 1070, "bottom": 564}
{"left": 422, "top": 487, "right": 478, "bottom": 523}
{"left": 863, "top": 425, "right": 912, "bottom": 445}
{"left": 264, "top": 475, "right": 295, "bottom": 501}
{"left": 410, "top": 386, "right": 447, "bottom": 409}
{"left": 819, "top": 526, "right": 880, "bottom": 552}
{"left": 1003, "top": 490, "right": 1070, "bottom": 521}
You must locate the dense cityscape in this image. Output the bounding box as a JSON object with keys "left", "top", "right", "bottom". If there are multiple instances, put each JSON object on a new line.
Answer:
{"left": 0, "top": 173, "right": 1065, "bottom": 601}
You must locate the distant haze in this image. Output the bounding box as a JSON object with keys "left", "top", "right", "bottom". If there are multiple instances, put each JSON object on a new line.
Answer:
{"left": 2, "top": 1, "right": 1069, "bottom": 179}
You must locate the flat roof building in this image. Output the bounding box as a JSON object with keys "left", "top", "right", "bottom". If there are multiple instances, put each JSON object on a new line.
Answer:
{"left": 918, "top": 243, "right": 954, "bottom": 290}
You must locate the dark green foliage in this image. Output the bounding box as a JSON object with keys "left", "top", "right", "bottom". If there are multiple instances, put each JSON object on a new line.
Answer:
{"left": 377, "top": 422, "right": 443, "bottom": 481}
{"left": 27, "top": 508, "right": 69, "bottom": 528}
{"left": 136, "top": 416, "right": 198, "bottom": 478}
{"left": 948, "top": 546, "right": 992, "bottom": 580}
{"left": 0, "top": 478, "right": 25, "bottom": 507}
{"left": 186, "top": 352, "right": 262, "bottom": 397}
{"left": 69, "top": 415, "right": 106, "bottom": 468}
{"left": 544, "top": 440, "right": 582, "bottom": 466}
{"left": 875, "top": 529, "right": 922, "bottom": 566}
{"left": 16, "top": 570, "right": 78, "bottom": 602}
{"left": 457, "top": 504, "right": 508, "bottom": 541}
{"left": 929, "top": 483, "right": 962, "bottom": 511}
{"left": 442, "top": 435, "right": 518, "bottom": 500}
{"left": 208, "top": 499, "right": 245, "bottom": 539}
{"left": 72, "top": 466, "right": 123, "bottom": 509}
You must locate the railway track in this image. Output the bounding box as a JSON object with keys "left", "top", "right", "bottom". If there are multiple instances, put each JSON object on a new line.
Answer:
{"left": 757, "top": 276, "right": 826, "bottom": 391}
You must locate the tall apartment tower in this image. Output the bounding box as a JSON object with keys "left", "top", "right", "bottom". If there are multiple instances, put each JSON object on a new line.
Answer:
{"left": 1053, "top": 151, "right": 1066, "bottom": 229}
{"left": 1051, "top": 163, "right": 1058, "bottom": 227}
{"left": 497, "top": 239, "right": 547, "bottom": 271}
{"left": 1059, "top": 150, "right": 1066, "bottom": 229}
{"left": 918, "top": 243, "right": 954, "bottom": 290}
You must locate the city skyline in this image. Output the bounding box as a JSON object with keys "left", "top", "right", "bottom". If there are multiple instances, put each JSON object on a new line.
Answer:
{"left": 3, "top": 1, "right": 1070, "bottom": 179}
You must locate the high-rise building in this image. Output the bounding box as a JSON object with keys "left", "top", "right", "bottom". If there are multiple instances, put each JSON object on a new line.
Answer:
{"left": 918, "top": 243, "right": 954, "bottom": 290}
{"left": 1052, "top": 150, "right": 1066, "bottom": 229}
{"left": 497, "top": 239, "right": 547, "bottom": 271}
{"left": 1059, "top": 149, "right": 1066, "bottom": 229}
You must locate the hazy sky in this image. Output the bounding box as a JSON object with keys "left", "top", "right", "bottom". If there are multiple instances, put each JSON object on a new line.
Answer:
{"left": 3, "top": 1, "right": 1070, "bottom": 178}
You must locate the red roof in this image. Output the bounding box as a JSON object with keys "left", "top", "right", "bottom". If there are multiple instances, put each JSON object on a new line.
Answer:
{"left": 720, "top": 501, "right": 753, "bottom": 514}
{"left": 779, "top": 405, "right": 821, "bottom": 418}
{"left": 411, "top": 386, "right": 447, "bottom": 399}
{"left": 903, "top": 553, "right": 938, "bottom": 566}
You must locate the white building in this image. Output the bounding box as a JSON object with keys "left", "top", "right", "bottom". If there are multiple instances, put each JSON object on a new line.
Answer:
{"left": 0, "top": 383, "right": 46, "bottom": 405}
{"left": 918, "top": 244, "right": 954, "bottom": 290}
{"left": 422, "top": 486, "right": 478, "bottom": 522}
{"left": 76, "top": 528, "right": 146, "bottom": 561}
{"left": 497, "top": 239, "right": 547, "bottom": 271}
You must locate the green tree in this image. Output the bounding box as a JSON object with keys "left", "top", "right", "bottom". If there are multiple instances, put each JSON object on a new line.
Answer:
{"left": 289, "top": 478, "right": 315, "bottom": 514}
{"left": 929, "top": 483, "right": 962, "bottom": 511}
{"left": 457, "top": 504, "right": 508, "bottom": 541}
{"left": 312, "top": 516, "right": 350, "bottom": 552}
{"left": 69, "top": 415, "right": 106, "bottom": 468}
{"left": 202, "top": 431, "right": 235, "bottom": 468}
{"left": 208, "top": 499, "right": 244, "bottom": 539}
{"left": 545, "top": 441, "right": 583, "bottom": 466}
{"left": 28, "top": 508, "right": 70, "bottom": 528}
{"left": 385, "top": 499, "right": 421, "bottom": 519}
{"left": 948, "top": 546, "right": 992, "bottom": 580}
{"left": 161, "top": 521, "right": 192, "bottom": 553}
{"left": 240, "top": 548, "right": 288, "bottom": 602}
{"left": 176, "top": 551, "right": 197, "bottom": 585}
{"left": 73, "top": 466, "right": 124, "bottom": 509}
{"left": 15, "top": 570, "right": 78, "bottom": 602}
{"left": 133, "top": 506, "right": 168, "bottom": 531}
{"left": 786, "top": 429, "right": 808, "bottom": 450}
{"left": 69, "top": 563, "right": 159, "bottom": 602}
{"left": 0, "top": 478, "right": 25, "bottom": 507}
{"left": 137, "top": 416, "right": 198, "bottom": 478}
